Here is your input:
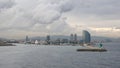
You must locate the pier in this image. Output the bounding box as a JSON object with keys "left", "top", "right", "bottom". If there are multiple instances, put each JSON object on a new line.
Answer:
{"left": 77, "top": 45, "right": 107, "bottom": 52}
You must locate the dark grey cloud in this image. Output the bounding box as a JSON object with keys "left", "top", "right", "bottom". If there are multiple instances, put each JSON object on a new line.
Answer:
{"left": 0, "top": 0, "right": 15, "bottom": 10}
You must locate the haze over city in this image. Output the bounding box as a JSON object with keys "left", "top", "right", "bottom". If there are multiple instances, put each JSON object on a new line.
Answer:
{"left": 0, "top": 0, "right": 120, "bottom": 39}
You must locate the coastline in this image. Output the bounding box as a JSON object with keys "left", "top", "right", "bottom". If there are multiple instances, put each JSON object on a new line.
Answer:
{"left": 0, "top": 42, "right": 15, "bottom": 46}
{"left": 77, "top": 45, "right": 107, "bottom": 52}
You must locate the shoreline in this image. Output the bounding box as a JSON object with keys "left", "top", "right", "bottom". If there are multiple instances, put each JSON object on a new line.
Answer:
{"left": 77, "top": 45, "right": 107, "bottom": 52}
{"left": 0, "top": 42, "right": 15, "bottom": 46}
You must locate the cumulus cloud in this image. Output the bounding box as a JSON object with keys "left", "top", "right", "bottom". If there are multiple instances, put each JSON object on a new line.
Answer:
{"left": 0, "top": 0, "right": 75, "bottom": 38}
{"left": 0, "top": 0, "right": 15, "bottom": 11}
{"left": 32, "top": 0, "right": 74, "bottom": 24}
{"left": 0, "top": 0, "right": 120, "bottom": 39}
{"left": 0, "top": 0, "right": 74, "bottom": 28}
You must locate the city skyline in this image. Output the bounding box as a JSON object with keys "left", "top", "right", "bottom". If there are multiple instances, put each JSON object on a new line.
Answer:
{"left": 0, "top": 0, "right": 120, "bottom": 39}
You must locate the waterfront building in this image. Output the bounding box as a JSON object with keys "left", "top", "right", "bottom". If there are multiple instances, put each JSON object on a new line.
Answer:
{"left": 70, "top": 34, "right": 74, "bottom": 41}
{"left": 82, "top": 30, "right": 91, "bottom": 43}
{"left": 26, "top": 36, "right": 29, "bottom": 42}
{"left": 61, "top": 39, "right": 69, "bottom": 44}
{"left": 74, "top": 34, "right": 77, "bottom": 41}
{"left": 46, "top": 35, "right": 51, "bottom": 45}
{"left": 25, "top": 36, "right": 31, "bottom": 44}
{"left": 70, "top": 34, "right": 74, "bottom": 44}
{"left": 55, "top": 38, "right": 61, "bottom": 45}
{"left": 74, "top": 34, "right": 78, "bottom": 44}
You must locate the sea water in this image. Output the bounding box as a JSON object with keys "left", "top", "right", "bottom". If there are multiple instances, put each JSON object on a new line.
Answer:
{"left": 0, "top": 43, "right": 120, "bottom": 68}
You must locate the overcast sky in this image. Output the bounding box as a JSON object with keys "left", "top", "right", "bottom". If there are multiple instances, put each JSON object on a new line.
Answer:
{"left": 0, "top": 0, "right": 120, "bottom": 39}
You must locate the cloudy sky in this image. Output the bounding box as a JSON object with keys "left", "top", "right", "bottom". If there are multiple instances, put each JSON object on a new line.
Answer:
{"left": 0, "top": 0, "right": 120, "bottom": 39}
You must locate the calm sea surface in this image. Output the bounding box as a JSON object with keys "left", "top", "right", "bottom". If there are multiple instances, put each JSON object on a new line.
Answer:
{"left": 0, "top": 43, "right": 120, "bottom": 68}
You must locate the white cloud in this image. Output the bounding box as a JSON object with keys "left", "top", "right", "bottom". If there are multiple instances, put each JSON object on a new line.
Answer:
{"left": 0, "top": 0, "right": 74, "bottom": 28}
{"left": 0, "top": 0, "right": 75, "bottom": 39}
{"left": 0, "top": 0, "right": 120, "bottom": 39}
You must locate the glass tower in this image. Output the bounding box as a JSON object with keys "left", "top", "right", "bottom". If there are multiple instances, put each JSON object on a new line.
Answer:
{"left": 82, "top": 30, "right": 91, "bottom": 43}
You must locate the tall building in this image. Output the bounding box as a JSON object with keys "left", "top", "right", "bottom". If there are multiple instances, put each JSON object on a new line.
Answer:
{"left": 25, "top": 35, "right": 31, "bottom": 44}
{"left": 74, "top": 34, "right": 78, "bottom": 44}
{"left": 46, "top": 35, "right": 50, "bottom": 45}
{"left": 26, "top": 36, "right": 29, "bottom": 42}
{"left": 46, "top": 35, "right": 50, "bottom": 41}
{"left": 70, "top": 34, "right": 78, "bottom": 44}
{"left": 74, "top": 34, "right": 77, "bottom": 41}
{"left": 70, "top": 34, "right": 74, "bottom": 44}
{"left": 82, "top": 30, "right": 91, "bottom": 43}
{"left": 70, "top": 34, "right": 74, "bottom": 41}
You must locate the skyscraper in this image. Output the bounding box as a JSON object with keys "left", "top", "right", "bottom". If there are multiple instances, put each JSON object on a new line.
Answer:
{"left": 70, "top": 34, "right": 74, "bottom": 44}
{"left": 26, "top": 36, "right": 29, "bottom": 42}
{"left": 74, "top": 34, "right": 77, "bottom": 41}
{"left": 70, "top": 34, "right": 74, "bottom": 41}
{"left": 46, "top": 35, "right": 50, "bottom": 45}
{"left": 46, "top": 35, "right": 50, "bottom": 41}
{"left": 74, "top": 34, "right": 77, "bottom": 44}
{"left": 25, "top": 35, "right": 31, "bottom": 44}
{"left": 70, "top": 34, "right": 78, "bottom": 44}
{"left": 82, "top": 30, "right": 91, "bottom": 43}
